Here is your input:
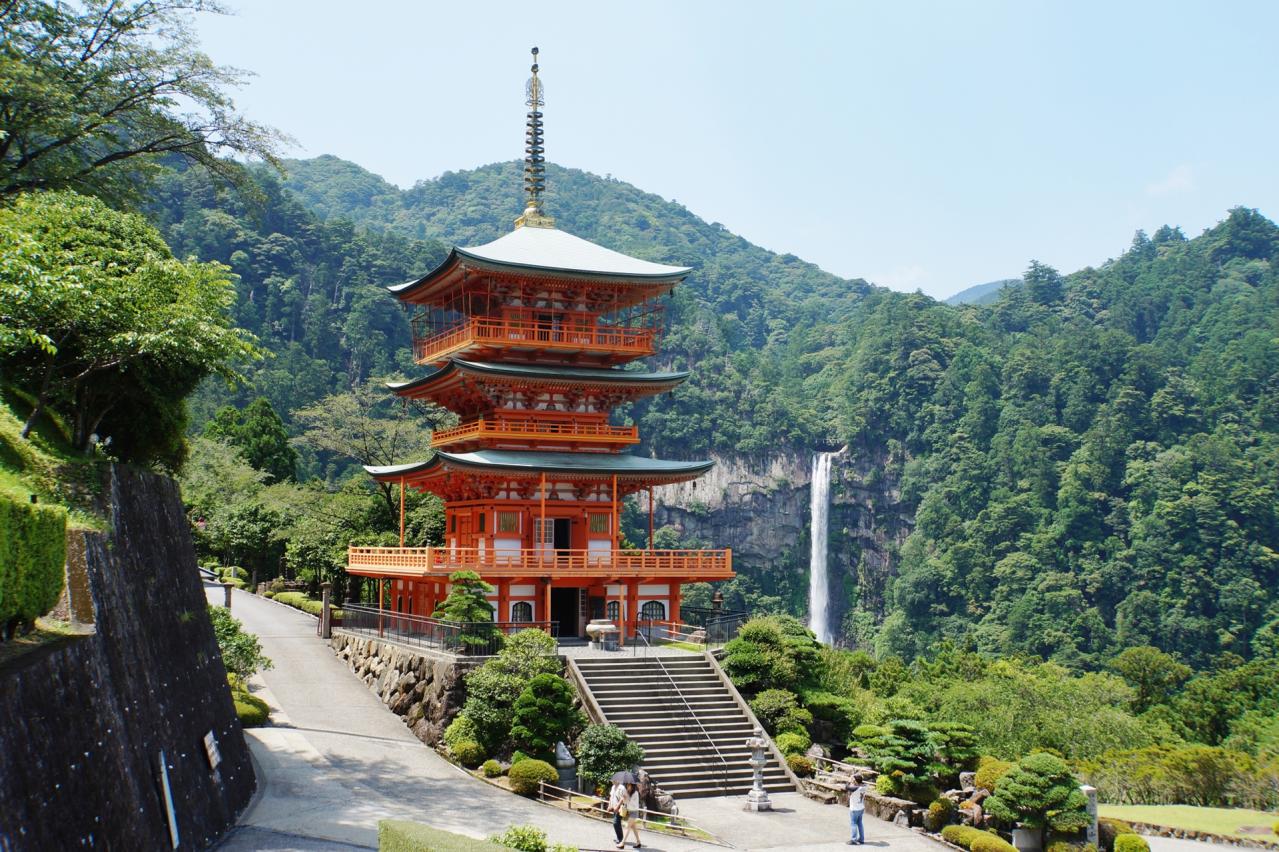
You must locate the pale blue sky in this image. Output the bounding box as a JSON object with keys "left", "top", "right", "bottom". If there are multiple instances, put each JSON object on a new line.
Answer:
{"left": 198, "top": 1, "right": 1279, "bottom": 299}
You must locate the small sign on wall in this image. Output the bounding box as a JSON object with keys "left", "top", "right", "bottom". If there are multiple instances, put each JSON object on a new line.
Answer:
{"left": 203, "top": 730, "right": 222, "bottom": 771}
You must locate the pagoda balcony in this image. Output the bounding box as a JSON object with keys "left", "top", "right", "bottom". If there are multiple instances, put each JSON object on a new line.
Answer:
{"left": 347, "top": 546, "right": 733, "bottom": 581}
{"left": 430, "top": 418, "right": 640, "bottom": 450}
{"left": 412, "top": 317, "right": 658, "bottom": 364}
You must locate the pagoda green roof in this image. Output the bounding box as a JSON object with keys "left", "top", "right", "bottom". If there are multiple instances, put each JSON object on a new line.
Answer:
{"left": 390, "top": 225, "right": 691, "bottom": 298}
{"left": 366, "top": 450, "right": 713, "bottom": 480}
{"left": 387, "top": 359, "right": 689, "bottom": 394}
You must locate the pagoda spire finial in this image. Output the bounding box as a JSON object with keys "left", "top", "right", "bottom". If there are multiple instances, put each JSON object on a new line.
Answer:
{"left": 515, "top": 46, "right": 555, "bottom": 229}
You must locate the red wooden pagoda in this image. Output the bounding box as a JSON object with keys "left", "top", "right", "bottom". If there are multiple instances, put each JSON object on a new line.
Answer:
{"left": 347, "top": 49, "right": 732, "bottom": 639}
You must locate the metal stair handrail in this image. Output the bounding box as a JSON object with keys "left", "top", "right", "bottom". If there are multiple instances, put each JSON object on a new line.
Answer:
{"left": 633, "top": 623, "right": 732, "bottom": 794}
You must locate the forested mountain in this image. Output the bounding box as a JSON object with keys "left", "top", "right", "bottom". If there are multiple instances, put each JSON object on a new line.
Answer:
{"left": 944, "top": 278, "right": 1020, "bottom": 306}
{"left": 152, "top": 156, "right": 1279, "bottom": 669}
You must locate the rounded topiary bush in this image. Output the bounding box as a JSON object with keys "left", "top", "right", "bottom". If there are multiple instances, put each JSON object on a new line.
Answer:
{"left": 508, "top": 758, "right": 558, "bottom": 796}
{"left": 234, "top": 692, "right": 269, "bottom": 727}
{"left": 776, "top": 730, "right": 811, "bottom": 756}
{"left": 974, "top": 755, "right": 1011, "bottom": 793}
{"left": 786, "top": 754, "right": 815, "bottom": 776}
{"left": 925, "top": 797, "right": 957, "bottom": 831}
{"left": 481, "top": 759, "right": 503, "bottom": 778}
{"left": 971, "top": 833, "right": 1018, "bottom": 852}
{"left": 1099, "top": 818, "right": 1135, "bottom": 852}
{"left": 1114, "top": 836, "right": 1150, "bottom": 852}
{"left": 875, "top": 773, "right": 901, "bottom": 796}
{"left": 451, "top": 740, "right": 486, "bottom": 768}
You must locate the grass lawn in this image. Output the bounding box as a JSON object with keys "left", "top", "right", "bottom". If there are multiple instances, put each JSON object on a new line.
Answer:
{"left": 1099, "top": 804, "right": 1279, "bottom": 840}
{"left": 0, "top": 617, "right": 92, "bottom": 669}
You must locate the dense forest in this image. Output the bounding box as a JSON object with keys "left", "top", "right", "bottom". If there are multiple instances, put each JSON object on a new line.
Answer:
{"left": 160, "top": 155, "right": 1279, "bottom": 672}
{"left": 2, "top": 0, "right": 1274, "bottom": 674}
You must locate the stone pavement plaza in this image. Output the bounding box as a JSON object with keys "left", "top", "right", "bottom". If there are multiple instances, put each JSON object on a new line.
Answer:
{"left": 201, "top": 584, "right": 949, "bottom": 851}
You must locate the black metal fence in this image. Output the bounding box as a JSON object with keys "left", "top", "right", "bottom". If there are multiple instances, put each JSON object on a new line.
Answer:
{"left": 339, "top": 604, "right": 557, "bottom": 656}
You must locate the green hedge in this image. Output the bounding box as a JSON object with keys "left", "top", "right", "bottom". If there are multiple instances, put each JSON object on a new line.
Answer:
{"left": 272, "top": 591, "right": 343, "bottom": 619}
{"left": 0, "top": 496, "right": 67, "bottom": 634}
{"left": 942, "top": 826, "right": 1014, "bottom": 852}
{"left": 378, "top": 820, "right": 508, "bottom": 852}
{"left": 1099, "top": 818, "right": 1135, "bottom": 852}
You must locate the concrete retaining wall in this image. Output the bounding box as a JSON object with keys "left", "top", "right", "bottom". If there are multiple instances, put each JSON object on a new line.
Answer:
{"left": 0, "top": 466, "right": 254, "bottom": 850}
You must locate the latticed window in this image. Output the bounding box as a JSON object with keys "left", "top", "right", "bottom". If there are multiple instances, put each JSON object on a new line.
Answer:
{"left": 497, "top": 511, "right": 519, "bottom": 533}
{"left": 640, "top": 601, "right": 665, "bottom": 622}
{"left": 511, "top": 601, "right": 533, "bottom": 622}
{"left": 535, "top": 518, "right": 554, "bottom": 544}
{"left": 588, "top": 513, "right": 610, "bottom": 534}
{"left": 606, "top": 601, "right": 620, "bottom": 622}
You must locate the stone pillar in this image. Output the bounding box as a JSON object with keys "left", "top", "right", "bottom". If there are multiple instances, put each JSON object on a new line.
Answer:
{"left": 320, "top": 581, "right": 332, "bottom": 639}
{"left": 222, "top": 581, "right": 233, "bottom": 609}
{"left": 744, "top": 727, "right": 772, "bottom": 812}
{"left": 1081, "top": 784, "right": 1098, "bottom": 847}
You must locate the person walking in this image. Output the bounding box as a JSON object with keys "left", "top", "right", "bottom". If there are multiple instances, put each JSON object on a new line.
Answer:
{"left": 608, "top": 777, "right": 628, "bottom": 849}
{"left": 622, "top": 781, "right": 643, "bottom": 849}
{"left": 847, "top": 773, "right": 867, "bottom": 845}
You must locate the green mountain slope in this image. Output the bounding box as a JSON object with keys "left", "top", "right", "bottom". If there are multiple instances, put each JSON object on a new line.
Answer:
{"left": 154, "top": 157, "right": 1279, "bottom": 668}
{"left": 944, "top": 278, "right": 1020, "bottom": 305}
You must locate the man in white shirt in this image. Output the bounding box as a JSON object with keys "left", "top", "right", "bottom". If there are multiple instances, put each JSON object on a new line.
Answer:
{"left": 847, "top": 773, "right": 867, "bottom": 845}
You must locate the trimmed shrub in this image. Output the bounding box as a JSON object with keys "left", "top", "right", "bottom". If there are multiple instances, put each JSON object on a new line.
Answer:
{"left": 801, "top": 690, "right": 862, "bottom": 742}
{"left": 942, "top": 826, "right": 986, "bottom": 848}
{"left": 510, "top": 673, "right": 584, "bottom": 758}
{"left": 481, "top": 759, "right": 503, "bottom": 778}
{"left": 379, "top": 819, "right": 508, "bottom": 851}
{"left": 975, "top": 756, "right": 1012, "bottom": 793}
{"left": 444, "top": 714, "right": 480, "bottom": 750}
{"left": 220, "top": 566, "right": 248, "bottom": 581}
{"left": 507, "top": 758, "right": 558, "bottom": 796}
{"left": 489, "top": 824, "right": 549, "bottom": 852}
{"left": 971, "top": 834, "right": 1018, "bottom": 852}
{"left": 1113, "top": 837, "right": 1149, "bottom": 852}
{"left": 787, "top": 754, "right": 815, "bottom": 777}
{"left": 451, "top": 740, "right": 486, "bottom": 768}
{"left": 875, "top": 773, "right": 900, "bottom": 796}
{"left": 775, "top": 730, "right": 812, "bottom": 756}
{"left": 986, "top": 753, "right": 1089, "bottom": 842}
{"left": 233, "top": 691, "right": 269, "bottom": 727}
{"left": 0, "top": 495, "right": 67, "bottom": 636}
{"left": 261, "top": 590, "right": 276, "bottom": 599}
{"left": 926, "top": 797, "right": 957, "bottom": 831}
{"left": 511, "top": 749, "right": 532, "bottom": 766}
{"left": 1099, "top": 818, "right": 1135, "bottom": 852}
{"left": 574, "top": 723, "right": 644, "bottom": 789}
{"left": 224, "top": 577, "right": 246, "bottom": 589}
{"left": 750, "top": 688, "right": 813, "bottom": 735}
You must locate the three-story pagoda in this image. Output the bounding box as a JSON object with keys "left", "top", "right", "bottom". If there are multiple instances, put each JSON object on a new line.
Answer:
{"left": 347, "top": 50, "right": 732, "bottom": 640}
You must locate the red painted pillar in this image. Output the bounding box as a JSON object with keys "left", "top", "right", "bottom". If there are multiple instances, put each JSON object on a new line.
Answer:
{"left": 626, "top": 580, "right": 639, "bottom": 641}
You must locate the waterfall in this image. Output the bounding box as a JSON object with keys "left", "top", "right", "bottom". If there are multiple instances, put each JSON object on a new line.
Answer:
{"left": 808, "top": 451, "right": 834, "bottom": 644}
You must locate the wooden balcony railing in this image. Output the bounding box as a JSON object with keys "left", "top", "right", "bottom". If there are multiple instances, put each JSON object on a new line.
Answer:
{"left": 347, "top": 546, "right": 733, "bottom": 580}
{"left": 430, "top": 418, "right": 640, "bottom": 449}
{"left": 412, "top": 317, "right": 658, "bottom": 364}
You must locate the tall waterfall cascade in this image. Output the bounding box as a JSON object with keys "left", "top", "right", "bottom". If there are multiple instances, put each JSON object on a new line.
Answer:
{"left": 808, "top": 452, "right": 835, "bottom": 644}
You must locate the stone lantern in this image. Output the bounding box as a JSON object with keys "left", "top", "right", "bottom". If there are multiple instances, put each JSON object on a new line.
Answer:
{"left": 744, "top": 727, "right": 772, "bottom": 812}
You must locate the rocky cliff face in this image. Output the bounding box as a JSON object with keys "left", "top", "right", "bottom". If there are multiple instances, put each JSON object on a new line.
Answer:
{"left": 656, "top": 447, "right": 912, "bottom": 636}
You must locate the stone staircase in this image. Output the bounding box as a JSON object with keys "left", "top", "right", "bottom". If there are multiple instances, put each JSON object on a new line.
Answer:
{"left": 571, "top": 654, "right": 795, "bottom": 799}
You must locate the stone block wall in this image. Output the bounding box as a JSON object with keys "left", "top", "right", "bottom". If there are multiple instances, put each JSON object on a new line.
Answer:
{"left": 0, "top": 466, "right": 254, "bottom": 850}
{"left": 330, "top": 632, "right": 473, "bottom": 745}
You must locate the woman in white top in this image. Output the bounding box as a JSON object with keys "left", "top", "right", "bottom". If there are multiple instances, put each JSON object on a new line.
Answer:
{"left": 607, "top": 780, "right": 627, "bottom": 849}
{"left": 622, "top": 782, "right": 642, "bottom": 849}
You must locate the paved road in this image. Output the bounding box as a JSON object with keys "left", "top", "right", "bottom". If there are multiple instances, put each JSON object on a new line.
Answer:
{"left": 205, "top": 585, "right": 941, "bottom": 852}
